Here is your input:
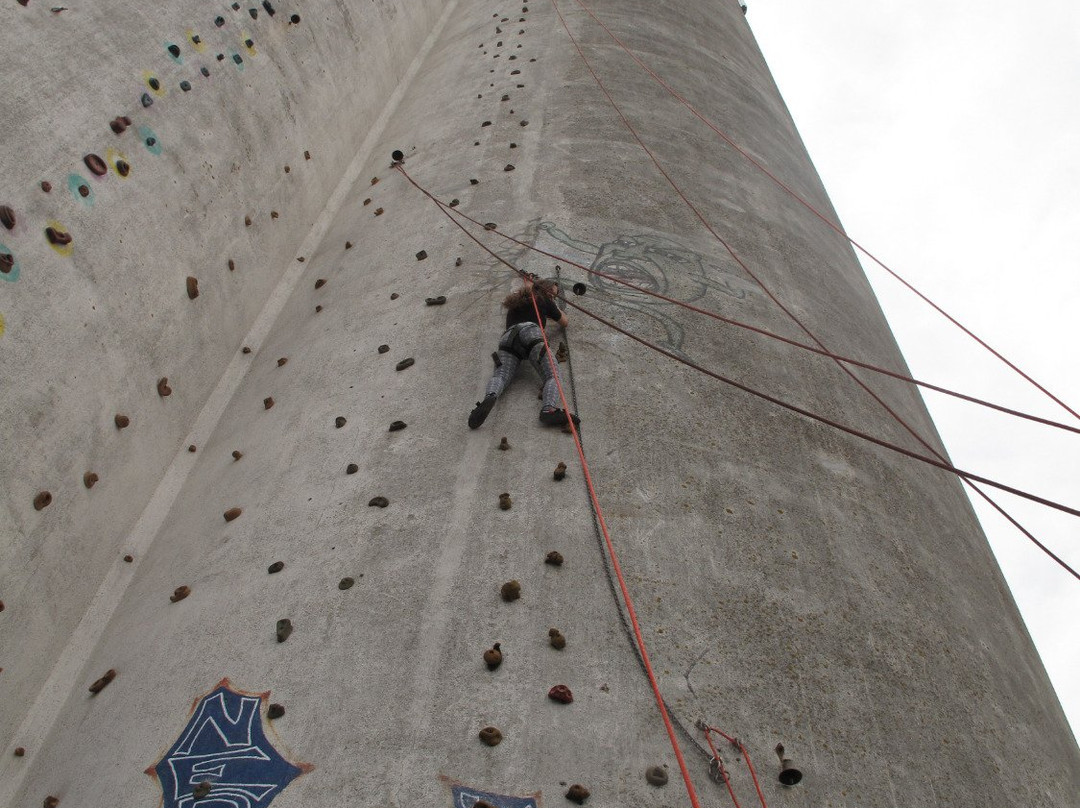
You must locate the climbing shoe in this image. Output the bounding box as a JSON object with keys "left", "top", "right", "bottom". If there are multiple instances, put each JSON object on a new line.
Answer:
{"left": 469, "top": 394, "right": 497, "bottom": 429}
{"left": 539, "top": 407, "right": 580, "bottom": 428}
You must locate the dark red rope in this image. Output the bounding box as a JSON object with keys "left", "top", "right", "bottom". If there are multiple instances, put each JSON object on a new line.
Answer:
{"left": 567, "top": 0, "right": 1080, "bottom": 423}
{"left": 703, "top": 726, "right": 768, "bottom": 808}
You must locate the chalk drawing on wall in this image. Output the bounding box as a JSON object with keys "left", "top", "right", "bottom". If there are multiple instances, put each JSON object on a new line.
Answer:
{"left": 68, "top": 174, "right": 96, "bottom": 207}
{"left": 444, "top": 779, "right": 540, "bottom": 808}
{"left": 138, "top": 125, "right": 164, "bottom": 156}
{"left": 147, "top": 679, "right": 312, "bottom": 808}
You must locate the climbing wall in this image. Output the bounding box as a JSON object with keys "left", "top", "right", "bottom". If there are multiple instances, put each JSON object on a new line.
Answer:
{"left": 2, "top": 1, "right": 1078, "bottom": 807}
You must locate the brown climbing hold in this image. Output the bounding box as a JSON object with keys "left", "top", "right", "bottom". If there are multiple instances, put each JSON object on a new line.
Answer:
{"left": 271, "top": 211, "right": 279, "bottom": 219}
{"left": 449, "top": 199, "right": 460, "bottom": 208}
{"left": 0, "top": 205, "right": 14, "bottom": 230}
{"left": 43, "top": 798, "right": 59, "bottom": 808}
{"left": 553, "top": 462, "right": 567, "bottom": 481}
{"left": 645, "top": 766, "right": 668, "bottom": 786}
{"left": 346, "top": 463, "right": 358, "bottom": 474}
{"left": 478, "top": 726, "right": 503, "bottom": 746}
{"left": 345, "top": 241, "right": 352, "bottom": 249}
{"left": 227, "top": 259, "right": 235, "bottom": 271}
{"left": 123, "top": 555, "right": 134, "bottom": 563}
{"left": 268, "top": 703, "right": 285, "bottom": 719}
{"left": 170, "top": 585, "right": 191, "bottom": 603}
{"left": 110, "top": 118, "right": 126, "bottom": 134}
{"left": 297, "top": 256, "right": 305, "bottom": 262}
{"left": 284, "top": 166, "right": 290, "bottom": 173}
{"left": 545, "top": 550, "right": 564, "bottom": 566}
{"left": 388, "top": 420, "right": 406, "bottom": 432}
{"left": 455, "top": 257, "right": 463, "bottom": 267}
{"left": 114, "top": 414, "right": 130, "bottom": 429}
{"left": 78, "top": 185, "right": 90, "bottom": 198}
{"left": 504, "top": 164, "right": 515, "bottom": 172}
{"left": 549, "top": 627, "right": 566, "bottom": 649}
{"left": 83, "top": 471, "right": 99, "bottom": 489}
{"left": 192, "top": 782, "right": 212, "bottom": 800}
{"left": 157, "top": 377, "right": 172, "bottom": 397}
{"left": 481, "top": 121, "right": 492, "bottom": 127}
{"left": 425, "top": 296, "right": 446, "bottom": 306}
{"left": 556, "top": 342, "right": 568, "bottom": 362}
{"left": 84, "top": 154, "right": 108, "bottom": 176}
{"left": 224, "top": 507, "right": 242, "bottom": 522}
{"left": 501, "top": 94, "right": 510, "bottom": 101}
{"left": 263, "top": 396, "right": 274, "bottom": 409}
{"left": 0, "top": 253, "right": 13, "bottom": 273}
{"left": 565, "top": 784, "right": 590, "bottom": 804}
{"left": 88, "top": 668, "right": 116, "bottom": 695}
{"left": 484, "top": 222, "right": 497, "bottom": 230}
{"left": 520, "top": 119, "right": 528, "bottom": 125}
{"left": 368, "top": 496, "right": 389, "bottom": 508}
{"left": 548, "top": 684, "right": 573, "bottom": 704}
{"left": 242, "top": 346, "right": 252, "bottom": 354}
{"left": 188, "top": 444, "right": 197, "bottom": 452}
{"left": 315, "top": 305, "right": 322, "bottom": 312}
{"left": 276, "top": 618, "right": 292, "bottom": 643}
{"left": 370, "top": 177, "right": 379, "bottom": 185}
{"left": 374, "top": 207, "right": 384, "bottom": 216}
{"left": 277, "top": 357, "right": 288, "bottom": 367}
{"left": 335, "top": 416, "right": 347, "bottom": 428}
{"left": 389, "top": 292, "right": 399, "bottom": 299}
{"left": 41, "top": 181, "right": 52, "bottom": 192}
{"left": 245, "top": 215, "right": 252, "bottom": 227}
{"left": 186, "top": 276, "right": 199, "bottom": 299}
{"left": 416, "top": 250, "right": 428, "bottom": 261}
{"left": 14, "top": 747, "right": 25, "bottom": 757}
{"left": 498, "top": 492, "right": 512, "bottom": 510}
{"left": 45, "top": 226, "right": 72, "bottom": 246}
{"left": 498, "top": 437, "right": 510, "bottom": 450}
{"left": 484, "top": 642, "right": 502, "bottom": 670}
{"left": 338, "top": 577, "right": 355, "bottom": 590}
{"left": 395, "top": 357, "right": 414, "bottom": 371}
{"left": 232, "top": 450, "right": 243, "bottom": 460}
{"left": 378, "top": 344, "right": 389, "bottom": 354}
{"left": 30, "top": 491, "right": 48, "bottom": 511}
{"left": 363, "top": 198, "right": 371, "bottom": 206}
{"left": 314, "top": 278, "right": 326, "bottom": 289}
{"left": 304, "top": 150, "right": 311, "bottom": 160}
{"left": 500, "top": 580, "right": 521, "bottom": 601}
{"left": 267, "top": 561, "right": 284, "bottom": 574}
{"left": 115, "top": 161, "right": 130, "bottom": 177}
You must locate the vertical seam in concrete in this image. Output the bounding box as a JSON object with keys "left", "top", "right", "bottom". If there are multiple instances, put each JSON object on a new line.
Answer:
{"left": 0, "top": 2, "right": 460, "bottom": 801}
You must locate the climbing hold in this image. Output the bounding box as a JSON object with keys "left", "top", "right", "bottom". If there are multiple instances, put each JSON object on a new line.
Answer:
{"left": 248, "top": 7, "right": 257, "bottom": 18}
{"left": 346, "top": 464, "right": 358, "bottom": 474}
{"left": 33, "top": 491, "right": 52, "bottom": 511}
{"left": 147, "top": 77, "right": 161, "bottom": 91}
{"left": 88, "top": 669, "right": 116, "bottom": 695}
{"left": 498, "top": 492, "right": 512, "bottom": 510}
{"left": 114, "top": 414, "right": 130, "bottom": 429}
{"left": 572, "top": 282, "right": 586, "bottom": 296}
{"left": 378, "top": 344, "right": 389, "bottom": 354}
{"left": 484, "top": 222, "right": 497, "bottom": 230}
{"left": 83, "top": 472, "right": 99, "bottom": 489}
{"left": 233, "top": 54, "right": 243, "bottom": 65}
{"left": 267, "top": 703, "right": 285, "bottom": 720}
{"left": 242, "top": 346, "right": 252, "bottom": 354}
{"left": 510, "top": 143, "right": 517, "bottom": 149}
{"left": 43, "top": 798, "right": 59, "bottom": 808}
{"left": 314, "top": 278, "right": 326, "bottom": 289}
{"left": 338, "top": 577, "right": 355, "bottom": 590}
{"left": 498, "top": 437, "right": 510, "bottom": 451}
{"left": 284, "top": 165, "right": 290, "bottom": 173}
{"left": 368, "top": 496, "right": 389, "bottom": 508}
{"left": 363, "top": 198, "right": 371, "bottom": 206}
{"left": 501, "top": 94, "right": 509, "bottom": 101}
{"left": 124, "top": 554, "right": 134, "bottom": 562}
{"left": 645, "top": 766, "right": 668, "bottom": 787}
{"left": 170, "top": 585, "right": 191, "bottom": 603}
{"left": 115, "top": 160, "right": 130, "bottom": 177}
{"left": 267, "top": 561, "right": 284, "bottom": 574}
{"left": 500, "top": 580, "right": 521, "bottom": 601}
{"left": 449, "top": 199, "right": 459, "bottom": 208}
{"left": 270, "top": 211, "right": 279, "bottom": 219}
{"left": 276, "top": 618, "right": 292, "bottom": 643}
{"left": 484, "top": 642, "right": 502, "bottom": 670}
{"left": 519, "top": 119, "right": 528, "bottom": 125}
{"left": 389, "top": 292, "right": 398, "bottom": 299}
{"left": 335, "top": 416, "right": 347, "bottom": 428}
{"left": 45, "top": 226, "right": 72, "bottom": 246}
{"left": 548, "top": 684, "right": 573, "bottom": 704}
{"left": 263, "top": 396, "right": 274, "bottom": 409}
{"left": 304, "top": 150, "right": 310, "bottom": 159}
{"left": 545, "top": 551, "right": 564, "bottom": 566}
{"left": 416, "top": 250, "right": 428, "bottom": 261}
{"left": 232, "top": 450, "right": 243, "bottom": 460}
{"left": 77, "top": 185, "right": 90, "bottom": 198}
{"left": 549, "top": 628, "right": 566, "bottom": 649}
{"left": 475, "top": 802, "right": 496, "bottom": 808}
{"left": 157, "top": 377, "right": 172, "bottom": 397}
{"left": 374, "top": 207, "right": 384, "bottom": 216}
{"left": 553, "top": 462, "right": 567, "bottom": 481}
{"left": 425, "top": 296, "right": 446, "bottom": 306}
{"left": 370, "top": 177, "right": 379, "bottom": 185}
{"left": 224, "top": 507, "right": 243, "bottom": 522}
{"left": 186, "top": 276, "right": 199, "bottom": 299}
{"left": 245, "top": 216, "right": 252, "bottom": 227}
{"left": 41, "top": 181, "right": 52, "bottom": 192}
{"left": 192, "top": 782, "right": 212, "bottom": 800}
{"left": 565, "top": 784, "right": 590, "bottom": 804}
{"left": 345, "top": 241, "right": 352, "bottom": 249}
{"left": 180, "top": 80, "right": 191, "bottom": 91}
{"left": 478, "top": 726, "right": 503, "bottom": 746}
{"left": 14, "top": 747, "right": 24, "bottom": 757}
{"left": 215, "top": 16, "right": 225, "bottom": 26}
{"left": 388, "top": 421, "right": 406, "bottom": 432}
{"left": 0, "top": 252, "right": 12, "bottom": 273}
{"left": 0, "top": 206, "right": 14, "bottom": 230}
{"left": 391, "top": 149, "right": 404, "bottom": 163}
{"left": 314, "top": 305, "right": 322, "bottom": 312}
{"left": 289, "top": 13, "right": 300, "bottom": 24}
{"left": 188, "top": 444, "right": 197, "bottom": 452}
{"left": 470, "top": 178, "right": 479, "bottom": 185}
{"left": 277, "top": 357, "right": 288, "bottom": 367}
{"left": 167, "top": 44, "right": 181, "bottom": 57}
{"left": 504, "top": 164, "right": 515, "bottom": 172}
{"left": 244, "top": 38, "right": 254, "bottom": 48}
{"left": 481, "top": 121, "right": 492, "bottom": 128}
{"left": 395, "top": 358, "right": 414, "bottom": 371}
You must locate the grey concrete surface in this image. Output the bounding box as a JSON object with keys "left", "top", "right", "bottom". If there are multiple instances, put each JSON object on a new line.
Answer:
{"left": 1, "top": 1, "right": 1077, "bottom": 807}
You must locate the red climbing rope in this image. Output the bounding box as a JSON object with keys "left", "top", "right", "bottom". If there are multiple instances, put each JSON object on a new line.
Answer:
{"left": 702, "top": 726, "right": 769, "bottom": 808}
{"left": 565, "top": 0, "right": 1080, "bottom": 423}
{"left": 395, "top": 164, "right": 706, "bottom": 808}
{"left": 394, "top": 164, "right": 1080, "bottom": 579}
{"left": 424, "top": 193, "right": 1080, "bottom": 437}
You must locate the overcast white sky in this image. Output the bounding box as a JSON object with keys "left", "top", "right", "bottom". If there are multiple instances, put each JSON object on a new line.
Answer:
{"left": 747, "top": 1, "right": 1080, "bottom": 736}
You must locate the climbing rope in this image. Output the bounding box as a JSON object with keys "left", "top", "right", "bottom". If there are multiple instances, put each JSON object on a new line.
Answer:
{"left": 563, "top": 0, "right": 1080, "bottom": 423}
{"left": 701, "top": 725, "right": 769, "bottom": 808}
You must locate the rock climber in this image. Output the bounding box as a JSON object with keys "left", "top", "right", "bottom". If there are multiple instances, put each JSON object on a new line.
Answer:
{"left": 468, "top": 275, "right": 581, "bottom": 430}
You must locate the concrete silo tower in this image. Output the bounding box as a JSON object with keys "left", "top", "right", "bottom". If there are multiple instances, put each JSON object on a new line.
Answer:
{"left": 0, "top": 1, "right": 1076, "bottom": 807}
